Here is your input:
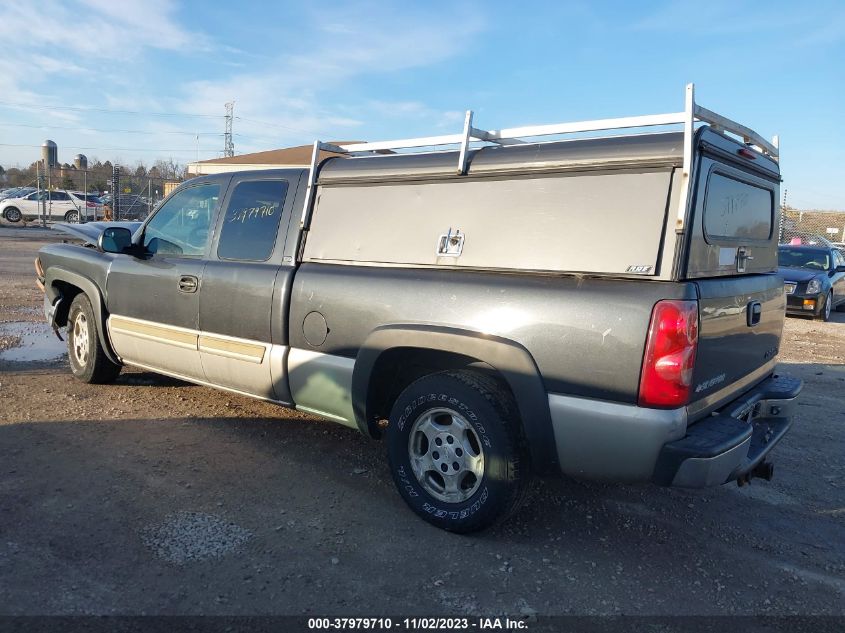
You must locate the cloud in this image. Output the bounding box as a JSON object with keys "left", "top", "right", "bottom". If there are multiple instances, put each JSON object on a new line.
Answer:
{"left": 0, "top": 0, "right": 211, "bottom": 114}
{"left": 173, "top": 3, "right": 487, "bottom": 152}
{"left": 0, "top": 1, "right": 486, "bottom": 165}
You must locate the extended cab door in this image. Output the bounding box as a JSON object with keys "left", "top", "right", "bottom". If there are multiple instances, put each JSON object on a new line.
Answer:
{"left": 199, "top": 171, "right": 302, "bottom": 401}
{"left": 105, "top": 180, "right": 225, "bottom": 380}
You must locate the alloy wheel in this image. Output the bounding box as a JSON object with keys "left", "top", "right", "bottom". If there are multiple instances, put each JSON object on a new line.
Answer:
{"left": 407, "top": 407, "right": 485, "bottom": 503}
{"left": 72, "top": 311, "right": 90, "bottom": 367}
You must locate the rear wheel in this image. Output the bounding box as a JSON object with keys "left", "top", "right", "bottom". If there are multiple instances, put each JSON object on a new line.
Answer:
{"left": 4, "top": 207, "right": 22, "bottom": 223}
{"left": 64, "top": 210, "right": 79, "bottom": 223}
{"left": 386, "top": 370, "right": 530, "bottom": 533}
{"left": 67, "top": 294, "right": 121, "bottom": 384}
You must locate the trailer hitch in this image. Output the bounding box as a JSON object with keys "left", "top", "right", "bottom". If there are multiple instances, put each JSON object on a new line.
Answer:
{"left": 736, "top": 461, "right": 774, "bottom": 487}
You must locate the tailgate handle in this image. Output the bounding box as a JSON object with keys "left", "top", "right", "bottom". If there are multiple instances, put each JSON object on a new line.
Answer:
{"left": 747, "top": 301, "right": 762, "bottom": 327}
{"left": 736, "top": 246, "right": 754, "bottom": 273}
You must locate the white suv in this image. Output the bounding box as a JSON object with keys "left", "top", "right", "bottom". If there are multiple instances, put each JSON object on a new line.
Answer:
{"left": 0, "top": 190, "right": 102, "bottom": 223}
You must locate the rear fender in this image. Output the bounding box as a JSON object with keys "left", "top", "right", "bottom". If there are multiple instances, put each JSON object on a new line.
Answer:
{"left": 353, "top": 324, "right": 558, "bottom": 474}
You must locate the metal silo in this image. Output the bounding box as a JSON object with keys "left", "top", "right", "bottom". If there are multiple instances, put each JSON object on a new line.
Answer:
{"left": 41, "top": 140, "right": 58, "bottom": 167}
{"left": 73, "top": 154, "right": 88, "bottom": 170}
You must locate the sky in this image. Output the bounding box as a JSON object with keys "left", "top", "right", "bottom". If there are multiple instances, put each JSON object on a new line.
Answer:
{"left": 0, "top": 0, "right": 843, "bottom": 209}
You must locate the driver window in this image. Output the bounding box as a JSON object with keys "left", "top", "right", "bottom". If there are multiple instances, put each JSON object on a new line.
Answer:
{"left": 143, "top": 183, "right": 220, "bottom": 257}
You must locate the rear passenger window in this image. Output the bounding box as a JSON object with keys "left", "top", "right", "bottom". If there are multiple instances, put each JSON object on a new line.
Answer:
{"left": 704, "top": 173, "right": 773, "bottom": 242}
{"left": 217, "top": 180, "right": 288, "bottom": 261}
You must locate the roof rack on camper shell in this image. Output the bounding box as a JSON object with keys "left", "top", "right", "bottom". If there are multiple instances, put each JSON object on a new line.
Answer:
{"left": 299, "top": 83, "right": 779, "bottom": 231}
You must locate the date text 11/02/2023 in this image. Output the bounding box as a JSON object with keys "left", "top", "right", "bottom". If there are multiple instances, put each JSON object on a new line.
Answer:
{"left": 306, "top": 617, "right": 529, "bottom": 630}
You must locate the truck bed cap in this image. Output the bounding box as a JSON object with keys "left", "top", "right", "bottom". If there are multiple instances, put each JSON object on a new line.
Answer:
{"left": 318, "top": 132, "right": 686, "bottom": 184}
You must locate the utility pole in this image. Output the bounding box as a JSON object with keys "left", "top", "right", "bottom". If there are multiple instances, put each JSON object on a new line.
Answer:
{"left": 46, "top": 162, "right": 52, "bottom": 223}
{"left": 112, "top": 165, "right": 120, "bottom": 220}
{"left": 224, "top": 101, "right": 235, "bottom": 157}
{"left": 37, "top": 161, "right": 46, "bottom": 227}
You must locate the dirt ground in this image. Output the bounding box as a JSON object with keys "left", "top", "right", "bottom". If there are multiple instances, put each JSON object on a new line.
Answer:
{"left": 0, "top": 225, "right": 843, "bottom": 618}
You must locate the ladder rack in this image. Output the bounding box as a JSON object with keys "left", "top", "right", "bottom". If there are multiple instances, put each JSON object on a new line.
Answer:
{"left": 300, "top": 84, "right": 778, "bottom": 231}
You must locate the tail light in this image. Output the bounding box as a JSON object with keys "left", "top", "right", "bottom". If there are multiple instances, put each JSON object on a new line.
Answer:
{"left": 638, "top": 300, "right": 699, "bottom": 408}
{"left": 86, "top": 201, "right": 97, "bottom": 208}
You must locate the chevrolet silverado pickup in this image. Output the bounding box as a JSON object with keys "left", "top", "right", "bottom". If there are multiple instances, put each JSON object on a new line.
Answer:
{"left": 37, "top": 85, "right": 802, "bottom": 532}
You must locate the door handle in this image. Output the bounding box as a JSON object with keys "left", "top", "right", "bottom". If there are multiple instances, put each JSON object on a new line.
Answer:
{"left": 178, "top": 275, "right": 198, "bottom": 293}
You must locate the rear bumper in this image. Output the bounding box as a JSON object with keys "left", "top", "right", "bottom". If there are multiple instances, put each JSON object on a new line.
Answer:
{"left": 652, "top": 374, "right": 802, "bottom": 487}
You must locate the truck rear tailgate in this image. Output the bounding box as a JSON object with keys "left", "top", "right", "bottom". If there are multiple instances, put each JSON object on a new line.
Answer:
{"left": 688, "top": 273, "right": 785, "bottom": 420}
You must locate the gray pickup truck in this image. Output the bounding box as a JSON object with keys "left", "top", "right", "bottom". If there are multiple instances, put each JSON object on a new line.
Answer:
{"left": 37, "top": 85, "right": 802, "bottom": 532}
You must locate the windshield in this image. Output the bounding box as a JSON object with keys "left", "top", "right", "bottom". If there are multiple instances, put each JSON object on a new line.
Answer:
{"left": 778, "top": 249, "right": 830, "bottom": 271}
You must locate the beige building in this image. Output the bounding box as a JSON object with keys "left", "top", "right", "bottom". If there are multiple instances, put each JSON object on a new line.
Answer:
{"left": 186, "top": 143, "right": 356, "bottom": 176}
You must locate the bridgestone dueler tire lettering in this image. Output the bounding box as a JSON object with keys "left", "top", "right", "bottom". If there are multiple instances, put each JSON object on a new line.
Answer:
{"left": 67, "top": 294, "right": 121, "bottom": 384}
{"left": 386, "top": 370, "right": 530, "bottom": 533}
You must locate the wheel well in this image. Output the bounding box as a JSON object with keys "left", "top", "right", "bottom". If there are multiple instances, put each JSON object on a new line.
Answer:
{"left": 365, "top": 347, "right": 513, "bottom": 432}
{"left": 51, "top": 281, "right": 84, "bottom": 327}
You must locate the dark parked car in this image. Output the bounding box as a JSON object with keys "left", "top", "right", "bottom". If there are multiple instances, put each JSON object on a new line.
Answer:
{"left": 779, "top": 245, "right": 845, "bottom": 321}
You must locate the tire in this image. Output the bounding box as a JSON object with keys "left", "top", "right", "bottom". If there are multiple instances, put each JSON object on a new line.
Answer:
{"left": 4, "top": 207, "right": 22, "bottom": 223}
{"left": 67, "top": 294, "right": 121, "bottom": 384}
{"left": 819, "top": 291, "right": 833, "bottom": 322}
{"left": 64, "top": 210, "right": 79, "bottom": 223}
{"left": 386, "top": 370, "right": 530, "bottom": 533}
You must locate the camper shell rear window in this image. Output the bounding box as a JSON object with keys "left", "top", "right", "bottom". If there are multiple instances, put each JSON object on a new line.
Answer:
{"left": 703, "top": 172, "right": 773, "bottom": 242}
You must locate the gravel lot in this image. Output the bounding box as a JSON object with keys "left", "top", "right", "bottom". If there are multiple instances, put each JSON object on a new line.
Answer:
{"left": 0, "top": 225, "right": 843, "bottom": 618}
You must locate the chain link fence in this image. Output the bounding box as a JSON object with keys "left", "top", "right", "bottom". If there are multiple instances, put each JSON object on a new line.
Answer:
{"left": 780, "top": 208, "right": 845, "bottom": 248}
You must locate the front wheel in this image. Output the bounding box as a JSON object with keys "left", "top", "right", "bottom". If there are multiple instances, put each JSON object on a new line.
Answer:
{"left": 67, "top": 294, "right": 121, "bottom": 383}
{"left": 386, "top": 370, "right": 530, "bottom": 533}
{"left": 819, "top": 291, "right": 833, "bottom": 322}
{"left": 4, "top": 207, "right": 22, "bottom": 223}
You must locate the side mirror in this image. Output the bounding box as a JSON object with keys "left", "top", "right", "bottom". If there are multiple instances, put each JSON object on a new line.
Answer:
{"left": 98, "top": 227, "right": 133, "bottom": 254}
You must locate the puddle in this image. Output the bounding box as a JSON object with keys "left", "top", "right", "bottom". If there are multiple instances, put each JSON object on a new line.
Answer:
{"left": 0, "top": 321, "right": 67, "bottom": 362}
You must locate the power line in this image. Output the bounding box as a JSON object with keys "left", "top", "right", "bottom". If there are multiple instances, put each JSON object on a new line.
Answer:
{"left": 0, "top": 122, "right": 224, "bottom": 135}
{"left": 0, "top": 142, "right": 221, "bottom": 154}
{"left": 234, "top": 115, "right": 321, "bottom": 136}
{"left": 0, "top": 100, "right": 221, "bottom": 118}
